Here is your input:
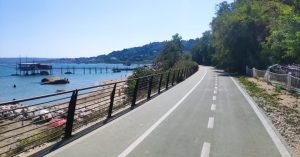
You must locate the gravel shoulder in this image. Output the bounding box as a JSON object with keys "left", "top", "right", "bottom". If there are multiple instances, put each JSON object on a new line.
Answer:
{"left": 238, "top": 76, "right": 300, "bottom": 156}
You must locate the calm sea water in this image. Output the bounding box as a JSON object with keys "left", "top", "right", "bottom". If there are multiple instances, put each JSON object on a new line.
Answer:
{"left": 0, "top": 63, "right": 136, "bottom": 103}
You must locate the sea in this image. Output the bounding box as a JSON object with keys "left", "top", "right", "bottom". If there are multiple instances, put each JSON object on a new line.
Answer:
{"left": 0, "top": 63, "right": 138, "bottom": 103}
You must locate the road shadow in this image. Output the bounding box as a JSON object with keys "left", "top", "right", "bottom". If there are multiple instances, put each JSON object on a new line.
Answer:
{"left": 212, "top": 69, "right": 238, "bottom": 77}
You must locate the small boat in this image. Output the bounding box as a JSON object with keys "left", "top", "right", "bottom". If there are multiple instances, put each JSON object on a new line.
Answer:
{"left": 123, "top": 63, "right": 131, "bottom": 66}
{"left": 11, "top": 74, "right": 20, "bottom": 76}
{"left": 112, "top": 69, "right": 121, "bottom": 73}
{"left": 40, "top": 71, "right": 49, "bottom": 75}
{"left": 56, "top": 89, "right": 66, "bottom": 93}
{"left": 64, "top": 71, "right": 72, "bottom": 74}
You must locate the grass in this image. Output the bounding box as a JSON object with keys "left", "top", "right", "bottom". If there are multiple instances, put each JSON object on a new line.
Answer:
{"left": 4, "top": 126, "right": 64, "bottom": 157}
{"left": 238, "top": 76, "right": 279, "bottom": 107}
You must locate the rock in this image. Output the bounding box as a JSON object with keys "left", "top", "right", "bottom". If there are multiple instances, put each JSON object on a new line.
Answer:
{"left": 56, "top": 89, "right": 66, "bottom": 93}
{"left": 15, "top": 115, "right": 25, "bottom": 121}
{"left": 41, "top": 77, "right": 69, "bottom": 85}
{"left": 32, "top": 116, "right": 42, "bottom": 123}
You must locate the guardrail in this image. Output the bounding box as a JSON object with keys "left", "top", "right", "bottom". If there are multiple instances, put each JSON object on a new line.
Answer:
{"left": 0, "top": 67, "right": 198, "bottom": 156}
{"left": 245, "top": 66, "right": 300, "bottom": 92}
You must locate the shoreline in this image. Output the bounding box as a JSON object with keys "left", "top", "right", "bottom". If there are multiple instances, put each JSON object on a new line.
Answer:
{"left": 0, "top": 64, "right": 132, "bottom": 103}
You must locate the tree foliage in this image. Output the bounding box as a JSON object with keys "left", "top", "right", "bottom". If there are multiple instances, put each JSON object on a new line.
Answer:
{"left": 191, "top": 31, "right": 214, "bottom": 65}
{"left": 191, "top": 0, "right": 300, "bottom": 73}
{"left": 155, "top": 34, "right": 184, "bottom": 70}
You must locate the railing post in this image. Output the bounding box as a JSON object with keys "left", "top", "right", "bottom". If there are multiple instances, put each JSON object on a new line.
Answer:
{"left": 176, "top": 69, "right": 181, "bottom": 83}
{"left": 287, "top": 72, "right": 292, "bottom": 91}
{"left": 180, "top": 69, "right": 183, "bottom": 81}
{"left": 186, "top": 69, "right": 189, "bottom": 77}
{"left": 107, "top": 83, "right": 117, "bottom": 119}
{"left": 158, "top": 74, "right": 163, "bottom": 94}
{"left": 147, "top": 76, "right": 154, "bottom": 100}
{"left": 131, "top": 79, "right": 139, "bottom": 109}
{"left": 172, "top": 70, "right": 176, "bottom": 86}
{"left": 64, "top": 90, "right": 78, "bottom": 139}
{"left": 166, "top": 71, "right": 170, "bottom": 89}
{"left": 253, "top": 67, "right": 257, "bottom": 77}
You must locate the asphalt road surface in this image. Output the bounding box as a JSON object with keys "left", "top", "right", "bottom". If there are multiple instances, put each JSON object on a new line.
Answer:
{"left": 48, "top": 66, "right": 291, "bottom": 157}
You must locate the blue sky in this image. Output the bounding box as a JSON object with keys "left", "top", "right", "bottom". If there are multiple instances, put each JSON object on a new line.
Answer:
{"left": 0, "top": 0, "right": 233, "bottom": 58}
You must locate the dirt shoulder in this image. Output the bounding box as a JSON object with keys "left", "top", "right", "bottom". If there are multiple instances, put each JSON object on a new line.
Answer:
{"left": 238, "top": 76, "right": 300, "bottom": 157}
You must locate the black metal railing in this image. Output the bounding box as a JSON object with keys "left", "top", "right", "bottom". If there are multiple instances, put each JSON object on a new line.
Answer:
{"left": 0, "top": 67, "right": 198, "bottom": 156}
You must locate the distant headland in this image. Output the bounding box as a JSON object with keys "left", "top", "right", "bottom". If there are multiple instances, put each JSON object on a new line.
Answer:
{"left": 0, "top": 39, "right": 198, "bottom": 65}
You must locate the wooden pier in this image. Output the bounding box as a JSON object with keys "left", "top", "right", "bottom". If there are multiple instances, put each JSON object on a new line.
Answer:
{"left": 15, "top": 63, "right": 138, "bottom": 76}
{"left": 16, "top": 63, "right": 53, "bottom": 76}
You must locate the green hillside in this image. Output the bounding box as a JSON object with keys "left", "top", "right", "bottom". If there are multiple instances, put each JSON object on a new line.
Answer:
{"left": 51, "top": 39, "right": 198, "bottom": 64}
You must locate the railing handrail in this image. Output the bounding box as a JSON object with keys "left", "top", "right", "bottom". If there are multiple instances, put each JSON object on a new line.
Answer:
{"left": 0, "top": 66, "right": 199, "bottom": 156}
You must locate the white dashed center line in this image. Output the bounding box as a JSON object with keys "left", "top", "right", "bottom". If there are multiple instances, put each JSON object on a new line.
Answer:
{"left": 212, "top": 96, "right": 216, "bottom": 101}
{"left": 207, "top": 117, "right": 214, "bottom": 128}
{"left": 200, "top": 142, "right": 211, "bottom": 157}
{"left": 211, "top": 104, "right": 216, "bottom": 111}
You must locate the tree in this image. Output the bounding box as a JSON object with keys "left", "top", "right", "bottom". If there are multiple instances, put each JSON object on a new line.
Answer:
{"left": 191, "top": 31, "right": 214, "bottom": 65}
{"left": 262, "top": 3, "right": 300, "bottom": 64}
{"left": 216, "top": 1, "right": 233, "bottom": 16}
{"left": 155, "top": 34, "right": 184, "bottom": 70}
{"left": 208, "top": 0, "right": 300, "bottom": 73}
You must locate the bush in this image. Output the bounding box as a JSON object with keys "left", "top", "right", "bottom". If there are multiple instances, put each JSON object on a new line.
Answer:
{"left": 124, "top": 67, "right": 156, "bottom": 102}
{"left": 173, "top": 60, "right": 199, "bottom": 72}
{"left": 6, "top": 126, "right": 64, "bottom": 157}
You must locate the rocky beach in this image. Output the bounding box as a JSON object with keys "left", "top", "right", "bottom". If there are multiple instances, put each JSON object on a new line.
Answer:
{"left": 0, "top": 78, "right": 128, "bottom": 156}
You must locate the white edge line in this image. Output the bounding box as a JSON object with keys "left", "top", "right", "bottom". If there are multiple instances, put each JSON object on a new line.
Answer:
{"left": 230, "top": 77, "right": 291, "bottom": 157}
{"left": 200, "top": 142, "right": 211, "bottom": 157}
{"left": 118, "top": 68, "right": 208, "bottom": 157}
{"left": 47, "top": 68, "right": 206, "bottom": 156}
